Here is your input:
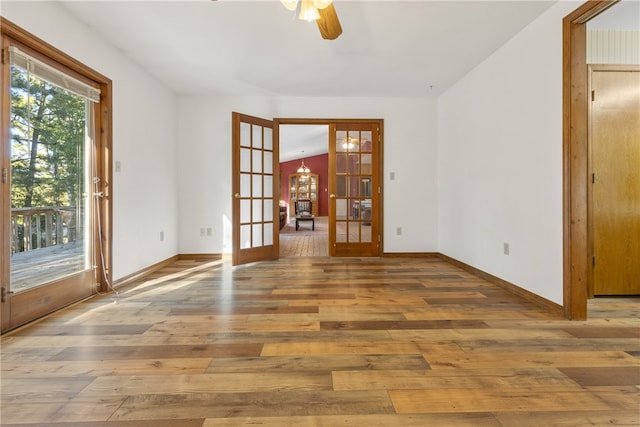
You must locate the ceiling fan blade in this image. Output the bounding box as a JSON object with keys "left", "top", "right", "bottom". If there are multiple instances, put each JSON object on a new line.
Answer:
{"left": 316, "top": 3, "right": 342, "bottom": 40}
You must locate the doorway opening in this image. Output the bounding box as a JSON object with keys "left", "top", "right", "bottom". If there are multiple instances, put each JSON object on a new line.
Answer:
{"left": 274, "top": 118, "right": 383, "bottom": 259}
{"left": 563, "top": 0, "right": 638, "bottom": 319}
{"left": 279, "top": 124, "right": 329, "bottom": 257}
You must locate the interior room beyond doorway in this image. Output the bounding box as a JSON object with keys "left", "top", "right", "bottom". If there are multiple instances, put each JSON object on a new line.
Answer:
{"left": 279, "top": 124, "right": 329, "bottom": 257}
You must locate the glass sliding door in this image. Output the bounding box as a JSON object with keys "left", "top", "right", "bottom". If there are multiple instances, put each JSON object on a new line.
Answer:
{"left": 9, "top": 52, "right": 92, "bottom": 292}
{"left": 1, "top": 24, "right": 110, "bottom": 333}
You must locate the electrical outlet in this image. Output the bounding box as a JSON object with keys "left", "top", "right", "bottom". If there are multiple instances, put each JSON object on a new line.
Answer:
{"left": 503, "top": 242, "right": 510, "bottom": 255}
{"left": 396, "top": 227, "right": 402, "bottom": 236}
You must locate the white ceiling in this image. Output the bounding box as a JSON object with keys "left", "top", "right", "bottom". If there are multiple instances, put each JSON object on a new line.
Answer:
{"left": 59, "top": 0, "right": 558, "bottom": 98}
{"left": 54, "top": 0, "right": 637, "bottom": 161}
{"left": 278, "top": 124, "right": 328, "bottom": 162}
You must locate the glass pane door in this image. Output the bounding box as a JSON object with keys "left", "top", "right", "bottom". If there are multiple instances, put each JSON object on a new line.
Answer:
{"left": 329, "top": 122, "right": 381, "bottom": 257}
{"left": 232, "top": 113, "right": 278, "bottom": 265}
{"left": 9, "top": 61, "right": 91, "bottom": 293}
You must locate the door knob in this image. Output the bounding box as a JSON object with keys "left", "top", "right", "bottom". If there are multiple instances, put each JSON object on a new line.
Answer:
{"left": 329, "top": 194, "right": 336, "bottom": 199}
{"left": 234, "top": 193, "right": 241, "bottom": 199}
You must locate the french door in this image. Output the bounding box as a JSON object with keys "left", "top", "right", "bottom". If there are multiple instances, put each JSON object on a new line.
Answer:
{"left": 329, "top": 121, "right": 382, "bottom": 256}
{"left": 232, "top": 115, "right": 383, "bottom": 263}
{"left": 231, "top": 113, "right": 279, "bottom": 265}
{"left": 1, "top": 20, "right": 111, "bottom": 333}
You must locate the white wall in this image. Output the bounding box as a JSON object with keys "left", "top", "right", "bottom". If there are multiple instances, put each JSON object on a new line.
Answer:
{"left": 177, "top": 96, "right": 438, "bottom": 254}
{"left": 587, "top": 30, "right": 640, "bottom": 64}
{"left": 437, "top": 1, "right": 581, "bottom": 305}
{"left": 176, "top": 96, "right": 275, "bottom": 255}
{"left": 2, "top": 2, "right": 180, "bottom": 280}
{"left": 4, "top": 0, "right": 587, "bottom": 308}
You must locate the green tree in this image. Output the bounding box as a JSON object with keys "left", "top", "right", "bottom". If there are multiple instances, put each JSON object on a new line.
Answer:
{"left": 10, "top": 66, "right": 86, "bottom": 209}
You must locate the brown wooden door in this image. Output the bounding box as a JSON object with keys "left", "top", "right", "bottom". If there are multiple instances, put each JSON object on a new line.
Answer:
{"left": 329, "top": 121, "right": 382, "bottom": 257}
{"left": 590, "top": 66, "right": 640, "bottom": 295}
{"left": 232, "top": 112, "right": 279, "bottom": 266}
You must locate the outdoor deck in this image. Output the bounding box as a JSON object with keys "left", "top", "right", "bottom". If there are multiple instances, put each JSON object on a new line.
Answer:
{"left": 10, "top": 243, "right": 85, "bottom": 293}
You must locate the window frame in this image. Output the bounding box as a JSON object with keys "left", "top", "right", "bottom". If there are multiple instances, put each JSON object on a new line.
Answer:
{"left": 1, "top": 17, "right": 113, "bottom": 332}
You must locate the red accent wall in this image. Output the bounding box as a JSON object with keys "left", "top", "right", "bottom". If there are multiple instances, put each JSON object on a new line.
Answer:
{"left": 279, "top": 153, "right": 329, "bottom": 216}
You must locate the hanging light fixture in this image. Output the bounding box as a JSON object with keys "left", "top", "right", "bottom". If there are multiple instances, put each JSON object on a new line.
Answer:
{"left": 297, "top": 150, "right": 311, "bottom": 174}
{"left": 297, "top": 159, "right": 311, "bottom": 174}
{"left": 280, "top": 0, "right": 333, "bottom": 21}
{"left": 299, "top": 0, "right": 320, "bottom": 21}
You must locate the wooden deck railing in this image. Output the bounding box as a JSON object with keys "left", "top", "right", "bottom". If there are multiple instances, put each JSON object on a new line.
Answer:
{"left": 11, "top": 206, "right": 78, "bottom": 254}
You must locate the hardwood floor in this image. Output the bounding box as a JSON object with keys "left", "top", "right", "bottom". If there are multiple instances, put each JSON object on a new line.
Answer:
{"left": 1, "top": 256, "right": 639, "bottom": 426}
{"left": 279, "top": 216, "right": 328, "bottom": 257}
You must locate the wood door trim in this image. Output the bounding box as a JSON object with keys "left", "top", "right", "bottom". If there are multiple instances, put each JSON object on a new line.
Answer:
{"left": 1, "top": 34, "right": 10, "bottom": 330}
{"left": 562, "top": 0, "right": 619, "bottom": 320}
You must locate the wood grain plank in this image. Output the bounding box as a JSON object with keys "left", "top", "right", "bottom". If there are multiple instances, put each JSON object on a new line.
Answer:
{"left": 388, "top": 327, "right": 574, "bottom": 342}
{"left": 1, "top": 377, "right": 95, "bottom": 400}
{"left": 79, "top": 372, "right": 332, "bottom": 397}
{"left": 0, "top": 395, "right": 128, "bottom": 423}
{"left": 168, "top": 306, "right": 319, "bottom": 316}
{"left": 563, "top": 326, "right": 640, "bottom": 338}
{"left": 321, "top": 319, "right": 489, "bottom": 331}
{"left": 109, "top": 391, "right": 394, "bottom": 420}
{"left": 404, "top": 307, "right": 556, "bottom": 320}
{"left": 423, "top": 350, "right": 639, "bottom": 370}
{"left": 587, "top": 385, "right": 640, "bottom": 410}
{"left": 49, "top": 344, "right": 263, "bottom": 361}
{"left": 389, "top": 388, "right": 612, "bottom": 413}
{"left": 558, "top": 366, "right": 640, "bottom": 386}
{"left": 261, "top": 342, "right": 422, "bottom": 356}
{"left": 202, "top": 413, "right": 501, "bottom": 427}
{"left": 495, "top": 410, "right": 640, "bottom": 427}
{"left": 456, "top": 338, "right": 640, "bottom": 353}
{"left": 206, "top": 354, "right": 430, "bottom": 373}
{"left": 333, "top": 368, "right": 580, "bottom": 391}
{"left": 8, "top": 324, "right": 154, "bottom": 336}
{"left": 145, "top": 319, "right": 320, "bottom": 333}
{"left": 1, "top": 358, "right": 212, "bottom": 377}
